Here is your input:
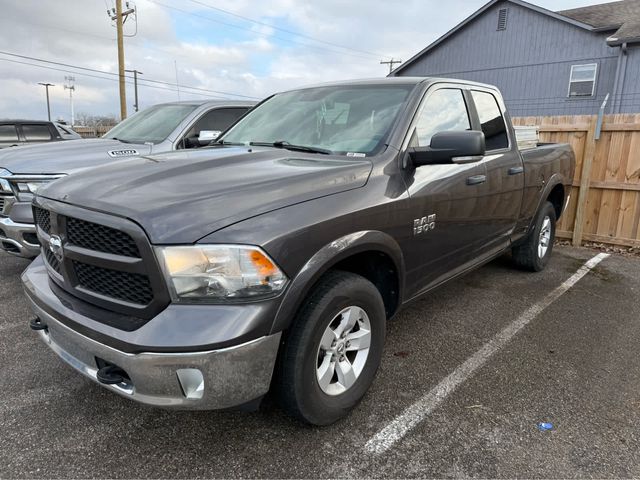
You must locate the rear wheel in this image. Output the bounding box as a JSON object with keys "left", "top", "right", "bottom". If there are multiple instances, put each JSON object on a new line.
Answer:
{"left": 512, "top": 201, "right": 557, "bottom": 271}
{"left": 275, "top": 270, "right": 386, "bottom": 425}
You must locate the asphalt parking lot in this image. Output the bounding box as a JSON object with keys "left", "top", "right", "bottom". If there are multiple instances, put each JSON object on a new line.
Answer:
{"left": 1, "top": 246, "right": 639, "bottom": 478}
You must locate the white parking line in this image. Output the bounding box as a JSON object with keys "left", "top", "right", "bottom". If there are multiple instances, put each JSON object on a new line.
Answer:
{"left": 365, "top": 252, "right": 610, "bottom": 455}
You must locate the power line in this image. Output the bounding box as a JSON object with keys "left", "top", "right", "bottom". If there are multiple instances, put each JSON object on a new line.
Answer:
{"left": 186, "top": 0, "right": 392, "bottom": 60}
{"left": 148, "top": 0, "right": 383, "bottom": 62}
{"left": 0, "top": 51, "right": 260, "bottom": 99}
{"left": 0, "top": 57, "right": 229, "bottom": 99}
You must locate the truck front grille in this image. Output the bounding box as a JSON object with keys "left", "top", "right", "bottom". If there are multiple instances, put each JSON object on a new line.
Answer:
{"left": 44, "top": 248, "right": 62, "bottom": 274}
{"left": 73, "top": 261, "right": 154, "bottom": 305}
{"left": 67, "top": 217, "right": 140, "bottom": 257}
{"left": 35, "top": 202, "right": 169, "bottom": 324}
{"left": 33, "top": 206, "right": 51, "bottom": 234}
{"left": 0, "top": 197, "right": 5, "bottom": 214}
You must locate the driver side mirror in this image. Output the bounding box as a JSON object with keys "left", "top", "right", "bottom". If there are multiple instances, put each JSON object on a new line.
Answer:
{"left": 409, "top": 131, "right": 486, "bottom": 166}
{"left": 197, "top": 130, "right": 222, "bottom": 146}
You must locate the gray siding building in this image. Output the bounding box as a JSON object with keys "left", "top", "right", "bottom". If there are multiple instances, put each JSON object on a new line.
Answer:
{"left": 391, "top": 0, "right": 640, "bottom": 116}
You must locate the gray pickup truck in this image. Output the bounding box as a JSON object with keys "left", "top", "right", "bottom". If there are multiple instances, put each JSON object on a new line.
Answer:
{"left": 0, "top": 100, "right": 254, "bottom": 257}
{"left": 23, "top": 78, "right": 574, "bottom": 425}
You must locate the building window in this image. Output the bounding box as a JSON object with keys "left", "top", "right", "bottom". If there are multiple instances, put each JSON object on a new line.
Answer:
{"left": 497, "top": 8, "right": 508, "bottom": 31}
{"left": 568, "top": 64, "right": 597, "bottom": 97}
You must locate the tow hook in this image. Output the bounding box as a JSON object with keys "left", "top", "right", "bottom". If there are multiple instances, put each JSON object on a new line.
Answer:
{"left": 29, "top": 317, "right": 48, "bottom": 332}
{"left": 96, "top": 365, "right": 128, "bottom": 385}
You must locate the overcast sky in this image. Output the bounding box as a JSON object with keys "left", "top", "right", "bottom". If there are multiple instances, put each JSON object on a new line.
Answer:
{"left": 0, "top": 0, "right": 605, "bottom": 122}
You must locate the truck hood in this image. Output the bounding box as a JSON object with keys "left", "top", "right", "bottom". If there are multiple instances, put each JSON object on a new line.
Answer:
{"left": 39, "top": 147, "right": 373, "bottom": 243}
{"left": 0, "top": 139, "right": 151, "bottom": 174}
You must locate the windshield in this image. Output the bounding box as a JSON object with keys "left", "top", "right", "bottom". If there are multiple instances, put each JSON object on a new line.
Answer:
{"left": 104, "top": 104, "right": 198, "bottom": 144}
{"left": 221, "top": 85, "right": 415, "bottom": 156}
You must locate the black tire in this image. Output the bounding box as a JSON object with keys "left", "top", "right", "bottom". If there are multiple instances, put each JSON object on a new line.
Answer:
{"left": 275, "top": 270, "right": 386, "bottom": 426}
{"left": 512, "top": 201, "right": 557, "bottom": 272}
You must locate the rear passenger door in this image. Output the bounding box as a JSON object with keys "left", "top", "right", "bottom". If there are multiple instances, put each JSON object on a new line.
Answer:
{"left": 0, "top": 124, "right": 21, "bottom": 148}
{"left": 468, "top": 89, "right": 524, "bottom": 251}
{"left": 403, "top": 85, "right": 489, "bottom": 297}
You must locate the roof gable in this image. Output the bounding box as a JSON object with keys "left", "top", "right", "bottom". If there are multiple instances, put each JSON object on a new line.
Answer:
{"left": 392, "top": 0, "right": 634, "bottom": 76}
{"left": 559, "top": 0, "right": 640, "bottom": 45}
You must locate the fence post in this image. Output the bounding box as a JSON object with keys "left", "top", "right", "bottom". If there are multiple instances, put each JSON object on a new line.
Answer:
{"left": 571, "top": 114, "right": 599, "bottom": 246}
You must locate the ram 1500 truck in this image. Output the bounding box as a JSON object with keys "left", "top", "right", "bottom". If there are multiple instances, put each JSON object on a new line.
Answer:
{"left": 0, "top": 100, "right": 254, "bottom": 258}
{"left": 23, "top": 78, "right": 575, "bottom": 425}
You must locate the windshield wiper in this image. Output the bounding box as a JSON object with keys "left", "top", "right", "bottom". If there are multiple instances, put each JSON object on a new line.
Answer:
{"left": 215, "top": 140, "right": 246, "bottom": 146}
{"left": 250, "top": 141, "right": 332, "bottom": 155}
{"left": 110, "top": 137, "right": 133, "bottom": 144}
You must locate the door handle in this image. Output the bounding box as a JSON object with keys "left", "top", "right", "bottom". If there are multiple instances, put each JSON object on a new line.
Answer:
{"left": 466, "top": 175, "right": 486, "bottom": 186}
{"left": 508, "top": 166, "right": 524, "bottom": 175}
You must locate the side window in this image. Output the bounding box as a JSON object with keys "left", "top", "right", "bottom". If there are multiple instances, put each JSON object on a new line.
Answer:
{"left": 413, "top": 89, "right": 471, "bottom": 147}
{"left": 22, "top": 124, "right": 53, "bottom": 142}
{"left": 471, "top": 91, "right": 509, "bottom": 151}
{"left": 0, "top": 125, "right": 19, "bottom": 142}
{"left": 56, "top": 125, "right": 72, "bottom": 135}
{"left": 187, "top": 108, "right": 248, "bottom": 138}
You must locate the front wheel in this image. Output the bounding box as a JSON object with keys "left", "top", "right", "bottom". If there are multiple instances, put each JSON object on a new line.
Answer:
{"left": 275, "top": 270, "right": 386, "bottom": 425}
{"left": 512, "top": 200, "right": 557, "bottom": 271}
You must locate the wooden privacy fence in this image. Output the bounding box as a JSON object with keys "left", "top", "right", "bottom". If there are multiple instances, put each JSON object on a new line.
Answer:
{"left": 72, "top": 125, "right": 114, "bottom": 138}
{"left": 512, "top": 114, "right": 640, "bottom": 248}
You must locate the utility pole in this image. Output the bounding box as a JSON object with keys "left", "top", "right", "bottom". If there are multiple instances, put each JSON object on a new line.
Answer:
{"left": 109, "top": 0, "right": 135, "bottom": 120}
{"left": 64, "top": 76, "right": 75, "bottom": 126}
{"left": 125, "top": 69, "right": 142, "bottom": 112}
{"left": 380, "top": 58, "right": 403, "bottom": 75}
{"left": 37, "top": 82, "right": 54, "bottom": 121}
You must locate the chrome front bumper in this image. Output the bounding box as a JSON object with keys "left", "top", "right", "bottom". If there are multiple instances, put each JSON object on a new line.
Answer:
{"left": 0, "top": 217, "right": 39, "bottom": 258}
{"left": 27, "top": 296, "right": 282, "bottom": 410}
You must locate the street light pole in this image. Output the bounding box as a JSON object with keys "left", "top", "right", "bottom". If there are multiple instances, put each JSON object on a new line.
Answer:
{"left": 38, "top": 82, "right": 55, "bottom": 121}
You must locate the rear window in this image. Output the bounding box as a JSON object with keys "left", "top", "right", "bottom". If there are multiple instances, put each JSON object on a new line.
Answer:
{"left": 23, "top": 124, "right": 53, "bottom": 141}
{"left": 0, "top": 125, "right": 19, "bottom": 142}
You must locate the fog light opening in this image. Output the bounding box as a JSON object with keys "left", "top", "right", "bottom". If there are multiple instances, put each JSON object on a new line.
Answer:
{"left": 177, "top": 369, "right": 204, "bottom": 400}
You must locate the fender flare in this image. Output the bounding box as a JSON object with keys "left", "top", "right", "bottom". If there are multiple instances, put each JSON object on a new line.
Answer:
{"left": 270, "top": 230, "right": 405, "bottom": 334}
{"left": 527, "top": 173, "right": 566, "bottom": 234}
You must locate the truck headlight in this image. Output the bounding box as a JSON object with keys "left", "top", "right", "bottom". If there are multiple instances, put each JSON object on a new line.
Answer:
{"left": 157, "top": 245, "right": 288, "bottom": 302}
{"left": 13, "top": 176, "right": 64, "bottom": 201}
{"left": 17, "top": 181, "right": 48, "bottom": 194}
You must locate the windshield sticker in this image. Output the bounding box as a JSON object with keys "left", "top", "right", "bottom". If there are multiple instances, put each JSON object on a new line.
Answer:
{"left": 346, "top": 152, "right": 366, "bottom": 157}
{"left": 107, "top": 149, "right": 139, "bottom": 158}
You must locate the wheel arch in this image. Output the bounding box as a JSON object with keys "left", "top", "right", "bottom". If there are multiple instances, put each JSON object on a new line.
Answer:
{"left": 528, "top": 174, "right": 566, "bottom": 232}
{"left": 546, "top": 183, "right": 565, "bottom": 220}
{"left": 270, "top": 230, "right": 405, "bottom": 334}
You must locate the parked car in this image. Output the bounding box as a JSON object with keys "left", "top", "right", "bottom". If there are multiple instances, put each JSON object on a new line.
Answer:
{"left": 0, "top": 120, "right": 81, "bottom": 149}
{"left": 23, "top": 78, "right": 575, "bottom": 425}
{"left": 0, "top": 100, "right": 254, "bottom": 257}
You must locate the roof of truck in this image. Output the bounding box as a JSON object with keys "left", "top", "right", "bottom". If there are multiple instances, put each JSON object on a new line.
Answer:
{"left": 155, "top": 99, "right": 257, "bottom": 107}
{"left": 285, "top": 76, "right": 500, "bottom": 91}
{"left": 0, "top": 119, "right": 56, "bottom": 123}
